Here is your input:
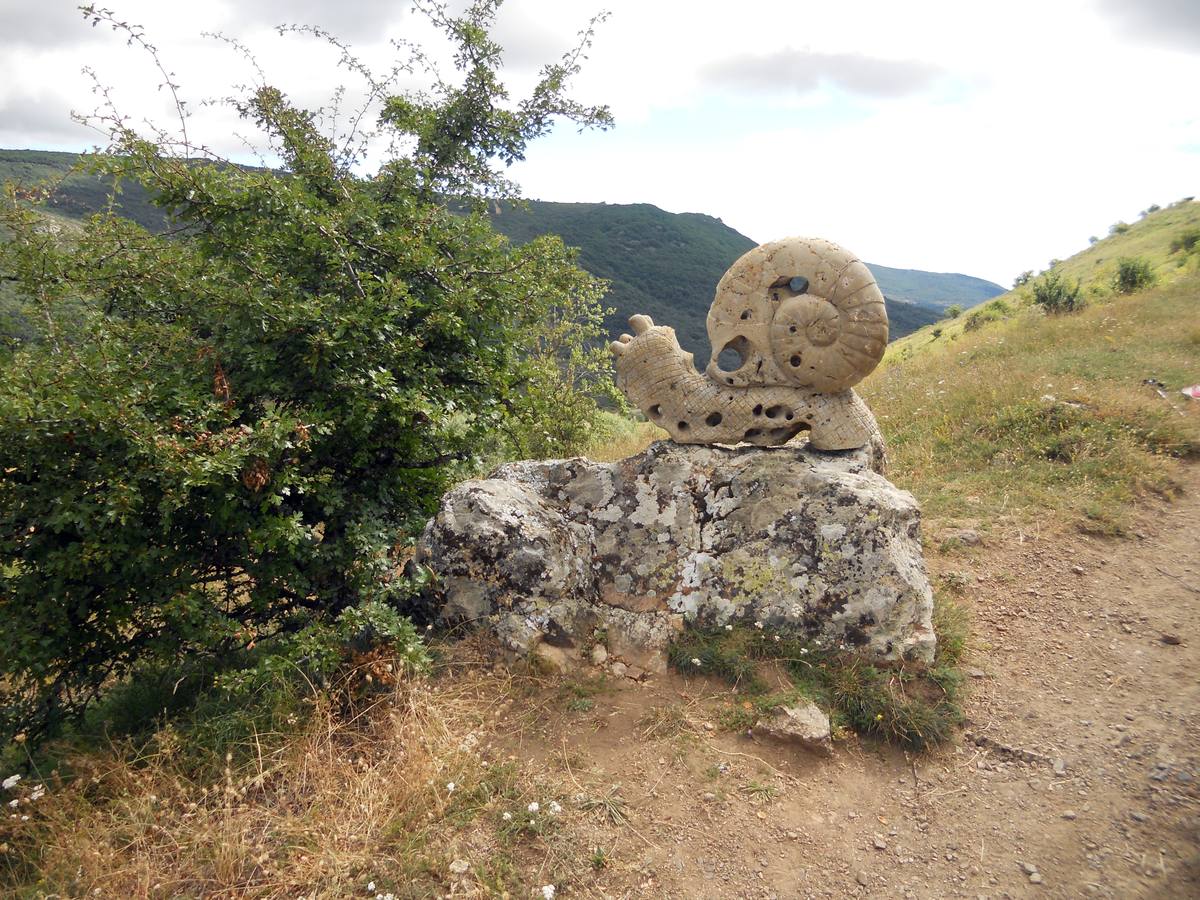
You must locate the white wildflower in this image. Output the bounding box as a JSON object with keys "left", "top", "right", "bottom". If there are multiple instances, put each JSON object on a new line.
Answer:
{"left": 724, "top": 624, "right": 733, "bottom": 632}
{"left": 2, "top": 775, "right": 20, "bottom": 790}
{"left": 367, "top": 882, "right": 376, "bottom": 893}
{"left": 502, "top": 811, "right": 512, "bottom": 821}
{"left": 548, "top": 800, "right": 562, "bottom": 815}
{"left": 691, "top": 657, "right": 702, "bottom": 666}
{"left": 754, "top": 621, "right": 764, "bottom": 630}
{"left": 29, "top": 785, "right": 44, "bottom": 801}
{"left": 773, "top": 635, "right": 780, "bottom": 642}
{"left": 527, "top": 801, "right": 539, "bottom": 813}
{"left": 8, "top": 799, "right": 17, "bottom": 808}
{"left": 446, "top": 782, "right": 456, "bottom": 793}
{"left": 542, "top": 886, "right": 556, "bottom": 900}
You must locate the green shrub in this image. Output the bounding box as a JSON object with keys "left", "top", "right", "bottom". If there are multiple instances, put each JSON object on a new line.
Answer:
{"left": 1169, "top": 228, "right": 1200, "bottom": 255}
{"left": 1112, "top": 257, "right": 1156, "bottom": 294}
{"left": 1109, "top": 221, "right": 1130, "bottom": 235}
{"left": 942, "top": 304, "right": 962, "bottom": 319}
{"left": 1031, "top": 271, "right": 1084, "bottom": 314}
{"left": 0, "top": 2, "right": 613, "bottom": 744}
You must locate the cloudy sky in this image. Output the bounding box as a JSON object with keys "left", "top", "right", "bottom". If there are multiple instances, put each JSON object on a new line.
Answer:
{"left": 2, "top": 0, "right": 1198, "bottom": 285}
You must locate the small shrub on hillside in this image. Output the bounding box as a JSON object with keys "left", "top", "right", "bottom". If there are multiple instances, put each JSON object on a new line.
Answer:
{"left": 1012, "top": 270, "right": 1034, "bottom": 288}
{"left": 1112, "top": 257, "right": 1156, "bottom": 294}
{"left": 1169, "top": 229, "right": 1200, "bottom": 255}
{"left": 943, "top": 304, "right": 962, "bottom": 319}
{"left": 1109, "top": 221, "right": 1130, "bottom": 235}
{"left": 1031, "top": 271, "right": 1084, "bottom": 314}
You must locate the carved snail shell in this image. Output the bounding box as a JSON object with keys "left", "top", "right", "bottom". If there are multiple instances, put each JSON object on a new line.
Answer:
{"left": 707, "top": 237, "right": 888, "bottom": 393}
{"left": 610, "top": 237, "right": 888, "bottom": 453}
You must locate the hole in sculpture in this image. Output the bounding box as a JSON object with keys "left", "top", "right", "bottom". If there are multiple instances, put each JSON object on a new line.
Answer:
{"left": 677, "top": 421, "right": 690, "bottom": 431}
{"left": 790, "top": 354, "right": 802, "bottom": 367}
{"left": 739, "top": 310, "right": 752, "bottom": 320}
{"left": 717, "top": 335, "right": 750, "bottom": 373}
{"left": 744, "top": 428, "right": 763, "bottom": 440}
{"left": 765, "top": 404, "right": 787, "bottom": 419}
{"left": 789, "top": 325, "right": 797, "bottom": 334}
{"left": 648, "top": 404, "right": 662, "bottom": 419}
{"left": 705, "top": 412, "right": 723, "bottom": 427}
{"left": 753, "top": 404, "right": 764, "bottom": 416}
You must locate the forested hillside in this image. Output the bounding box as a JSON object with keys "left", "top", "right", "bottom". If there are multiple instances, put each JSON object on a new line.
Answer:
{"left": 0, "top": 149, "right": 1005, "bottom": 355}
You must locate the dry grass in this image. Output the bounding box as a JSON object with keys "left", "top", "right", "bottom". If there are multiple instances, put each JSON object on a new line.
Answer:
{"left": 861, "top": 273, "right": 1200, "bottom": 533}
{"left": 0, "top": 658, "right": 626, "bottom": 898}
{"left": 584, "top": 411, "right": 664, "bottom": 462}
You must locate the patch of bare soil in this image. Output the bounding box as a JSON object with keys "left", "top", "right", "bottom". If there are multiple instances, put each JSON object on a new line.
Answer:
{"left": 475, "top": 464, "right": 1200, "bottom": 899}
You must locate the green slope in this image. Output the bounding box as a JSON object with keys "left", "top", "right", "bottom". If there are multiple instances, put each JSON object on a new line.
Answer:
{"left": 866, "top": 262, "right": 1007, "bottom": 310}
{"left": 1, "top": 149, "right": 1003, "bottom": 356}
{"left": 883, "top": 198, "right": 1200, "bottom": 363}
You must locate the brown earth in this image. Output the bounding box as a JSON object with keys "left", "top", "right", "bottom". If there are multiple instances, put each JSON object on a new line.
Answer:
{"left": 466, "top": 464, "right": 1200, "bottom": 899}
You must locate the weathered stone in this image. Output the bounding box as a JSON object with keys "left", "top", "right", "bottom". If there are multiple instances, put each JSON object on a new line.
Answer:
{"left": 610, "top": 237, "right": 888, "bottom": 452}
{"left": 415, "top": 441, "right": 936, "bottom": 665}
{"left": 752, "top": 701, "right": 833, "bottom": 755}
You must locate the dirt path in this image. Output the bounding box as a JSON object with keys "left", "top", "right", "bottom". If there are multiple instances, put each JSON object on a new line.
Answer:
{"left": 488, "top": 465, "right": 1200, "bottom": 899}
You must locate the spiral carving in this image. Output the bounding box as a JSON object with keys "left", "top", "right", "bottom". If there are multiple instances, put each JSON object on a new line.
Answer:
{"left": 706, "top": 237, "right": 888, "bottom": 393}
{"left": 610, "top": 237, "right": 888, "bottom": 453}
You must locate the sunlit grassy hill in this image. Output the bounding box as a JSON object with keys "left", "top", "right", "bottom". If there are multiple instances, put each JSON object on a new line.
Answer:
{"left": 858, "top": 199, "right": 1200, "bottom": 535}
{"left": 883, "top": 199, "right": 1200, "bottom": 361}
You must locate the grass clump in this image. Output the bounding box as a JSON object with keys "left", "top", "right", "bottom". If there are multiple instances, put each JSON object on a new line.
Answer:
{"left": 669, "top": 597, "right": 968, "bottom": 751}
{"left": 585, "top": 409, "right": 666, "bottom": 462}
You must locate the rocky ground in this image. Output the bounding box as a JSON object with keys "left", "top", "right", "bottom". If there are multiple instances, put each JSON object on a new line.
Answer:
{"left": 469, "top": 464, "right": 1199, "bottom": 899}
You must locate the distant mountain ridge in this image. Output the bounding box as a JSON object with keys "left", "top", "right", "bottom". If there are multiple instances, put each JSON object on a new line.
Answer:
{"left": 484, "top": 199, "right": 1003, "bottom": 356}
{"left": 0, "top": 149, "right": 1005, "bottom": 355}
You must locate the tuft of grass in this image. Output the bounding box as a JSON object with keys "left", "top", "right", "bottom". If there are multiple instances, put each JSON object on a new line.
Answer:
{"left": 555, "top": 674, "right": 612, "bottom": 713}
{"left": 667, "top": 629, "right": 765, "bottom": 691}
{"left": 740, "top": 780, "right": 780, "bottom": 803}
{"left": 585, "top": 410, "right": 667, "bottom": 461}
{"left": 637, "top": 704, "right": 693, "bottom": 740}
{"left": 579, "top": 784, "right": 629, "bottom": 825}
{"left": 669, "top": 601, "right": 968, "bottom": 751}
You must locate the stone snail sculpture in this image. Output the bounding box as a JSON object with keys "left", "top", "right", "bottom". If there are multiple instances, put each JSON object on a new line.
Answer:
{"left": 609, "top": 236, "right": 888, "bottom": 452}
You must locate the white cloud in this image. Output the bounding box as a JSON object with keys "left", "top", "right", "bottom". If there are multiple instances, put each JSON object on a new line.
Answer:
{"left": 1, "top": 0, "right": 1197, "bottom": 283}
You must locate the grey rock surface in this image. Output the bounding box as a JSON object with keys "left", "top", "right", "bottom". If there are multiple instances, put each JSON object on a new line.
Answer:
{"left": 752, "top": 701, "right": 834, "bottom": 755}
{"left": 415, "top": 441, "right": 935, "bottom": 668}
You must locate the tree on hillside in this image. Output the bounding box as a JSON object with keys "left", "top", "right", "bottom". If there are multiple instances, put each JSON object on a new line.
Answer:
{"left": 0, "top": 1, "right": 615, "bottom": 742}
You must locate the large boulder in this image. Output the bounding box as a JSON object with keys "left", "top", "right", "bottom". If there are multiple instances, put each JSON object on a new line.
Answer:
{"left": 415, "top": 441, "right": 935, "bottom": 670}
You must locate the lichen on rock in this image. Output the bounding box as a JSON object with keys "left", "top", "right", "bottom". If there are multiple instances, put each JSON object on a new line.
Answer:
{"left": 414, "top": 441, "right": 935, "bottom": 671}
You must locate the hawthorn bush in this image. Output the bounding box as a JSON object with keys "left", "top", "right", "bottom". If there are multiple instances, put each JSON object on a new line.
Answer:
{"left": 0, "top": 1, "right": 614, "bottom": 742}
